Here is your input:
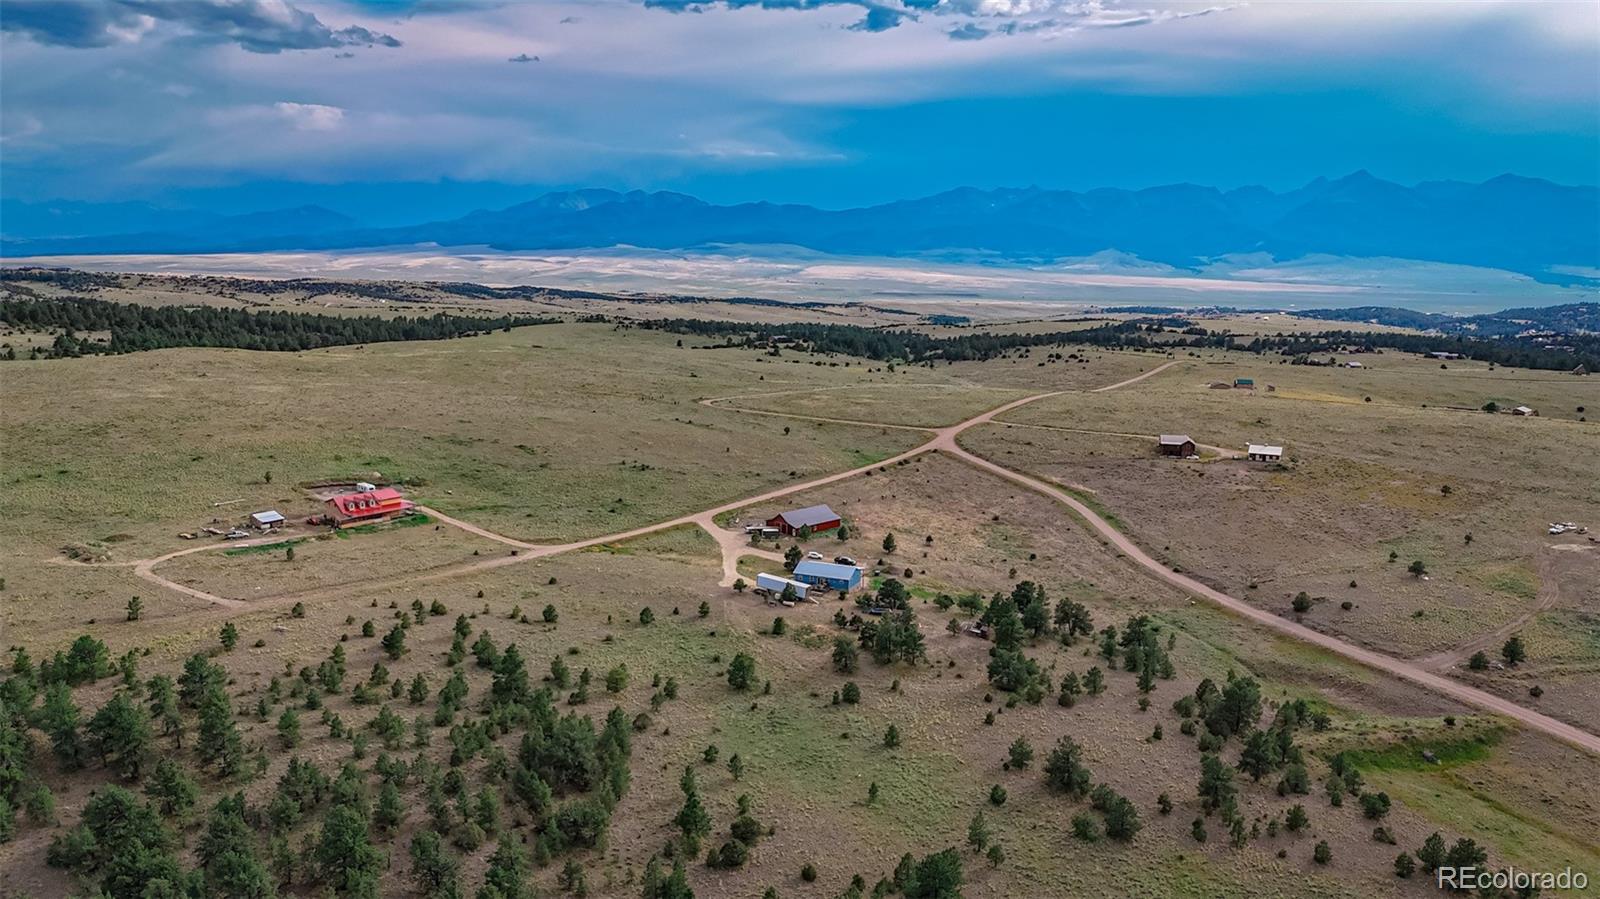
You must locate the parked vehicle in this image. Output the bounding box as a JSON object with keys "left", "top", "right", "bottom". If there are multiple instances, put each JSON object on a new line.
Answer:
{"left": 834, "top": 555, "right": 857, "bottom": 566}
{"left": 806, "top": 551, "right": 823, "bottom": 560}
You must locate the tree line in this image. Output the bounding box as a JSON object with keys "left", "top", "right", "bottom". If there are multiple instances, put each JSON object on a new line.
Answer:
{"left": 0, "top": 295, "right": 558, "bottom": 358}
{"left": 632, "top": 316, "right": 1599, "bottom": 372}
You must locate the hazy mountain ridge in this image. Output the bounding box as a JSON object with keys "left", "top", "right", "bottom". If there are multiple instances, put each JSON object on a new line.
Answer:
{"left": 1296, "top": 302, "right": 1600, "bottom": 336}
{"left": 3, "top": 173, "right": 1595, "bottom": 282}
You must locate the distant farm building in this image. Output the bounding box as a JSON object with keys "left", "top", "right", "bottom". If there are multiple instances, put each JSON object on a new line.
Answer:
{"left": 755, "top": 572, "right": 809, "bottom": 601}
{"left": 1428, "top": 352, "right": 1463, "bottom": 360}
{"left": 1345, "top": 361, "right": 1364, "bottom": 369}
{"left": 250, "top": 510, "right": 286, "bottom": 529}
{"left": 767, "top": 504, "right": 841, "bottom": 536}
{"left": 1513, "top": 405, "right": 1538, "bottom": 417}
{"left": 327, "top": 487, "right": 414, "bottom": 527}
{"left": 1158, "top": 434, "right": 1196, "bottom": 457}
{"left": 1246, "top": 444, "right": 1284, "bottom": 462}
{"left": 1234, "top": 378, "right": 1254, "bottom": 388}
{"left": 791, "top": 560, "right": 863, "bottom": 592}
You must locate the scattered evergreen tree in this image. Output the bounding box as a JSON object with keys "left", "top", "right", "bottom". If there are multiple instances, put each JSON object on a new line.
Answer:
{"left": 1502, "top": 634, "right": 1527, "bottom": 666}
{"left": 196, "top": 793, "right": 273, "bottom": 898}
{"left": 87, "top": 691, "right": 152, "bottom": 779}
{"left": 727, "top": 653, "right": 756, "bottom": 691}
{"left": 1042, "top": 736, "right": 1092, "bottom": 798}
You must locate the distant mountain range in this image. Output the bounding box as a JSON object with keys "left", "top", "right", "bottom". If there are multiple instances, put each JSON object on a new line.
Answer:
{"left": 4, "top": 173, "right": 1596, "bottom": 281}
{"left": 1295, "top": 302, "right": 1600, "bottom": 337}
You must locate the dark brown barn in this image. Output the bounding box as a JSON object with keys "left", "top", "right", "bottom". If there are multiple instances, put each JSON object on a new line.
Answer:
{"left": 1157, "top": 434, "right": 1196, "bottom": 457}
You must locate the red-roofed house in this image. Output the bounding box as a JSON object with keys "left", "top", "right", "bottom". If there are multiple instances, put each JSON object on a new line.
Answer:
{"left": 326, "top": 487, "right": 414, "bottom": 527}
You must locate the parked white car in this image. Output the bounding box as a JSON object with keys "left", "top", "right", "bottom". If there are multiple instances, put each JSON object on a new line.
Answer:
{"left": 806, "top": 551, "right": 823, "bottom": 560}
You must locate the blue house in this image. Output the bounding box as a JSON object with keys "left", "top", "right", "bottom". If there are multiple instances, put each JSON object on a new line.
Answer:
{"left": 791, "top": 560, "right": 863, "bottom": 592}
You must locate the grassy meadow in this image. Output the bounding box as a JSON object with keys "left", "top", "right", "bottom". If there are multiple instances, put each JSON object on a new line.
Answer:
{"left": 1, "top": 307, "right": 1596, "bottom": 899}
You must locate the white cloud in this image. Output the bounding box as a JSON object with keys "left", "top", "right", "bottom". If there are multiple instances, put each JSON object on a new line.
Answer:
{"left": 273, "top": 101, "right": 344, "bottom": 131}
{"left": 0, "top": 0, "right": 1592, "bottom": 196}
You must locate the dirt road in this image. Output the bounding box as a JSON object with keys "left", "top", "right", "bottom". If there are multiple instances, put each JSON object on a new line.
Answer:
{"left": 688, "top": 512, "right": 788, "bottom": 587}
{"left": 942, "top": 440, "right": 1600, "bottom": 755}
{"left": 415, "top": 506, "right": 537, "bottom": 550}
{"left": 116, "top": 356, "right": 1600, "bottom": 754}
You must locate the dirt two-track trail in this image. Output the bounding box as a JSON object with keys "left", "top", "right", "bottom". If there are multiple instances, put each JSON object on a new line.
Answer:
{"left": 127, "top": 359, "right": 1600, "bottom": 756}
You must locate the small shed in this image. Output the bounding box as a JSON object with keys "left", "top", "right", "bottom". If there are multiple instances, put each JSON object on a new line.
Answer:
{"left": 755, "top": 572, "right": 808, "bottom": 601}
{"left": 792, "top": 560, "right": 863, "bottom": 592}
{"left": 767, "top": 504, "right": 841, "bottom": 536}
{"left": 1513, "top": 405, "right": 1538, "bottom": 416}
{"left": 1246, "top": 444, "right": 1283, "bottom": 462}
{"left": 1158, "top": 434, "right": 1196, "bottom": 457}
{"left": 1234, "top": 378, "right": 1254, "bottom": 388}
{"left": 251, "top": 510, "right": 286, "bottom": 529}
{"left": 1345, "top": 361, "right": 1364, "bottom": 369}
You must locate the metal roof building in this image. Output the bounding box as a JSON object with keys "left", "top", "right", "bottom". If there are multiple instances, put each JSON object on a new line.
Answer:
{"left": 791, "top": 560, "right": 863, "bottom": 592}
{"left": 1158, "top": 434, "right": 1196, "bottom": 457}
{"left": 767, "top": 503, "right": 842, "bottom": 536}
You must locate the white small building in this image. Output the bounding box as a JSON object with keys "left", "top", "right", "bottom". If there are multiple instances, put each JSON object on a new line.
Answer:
{"left": 754, "top": 572, "right": 808, "bottom": 601}
{"left": 251, "top": 510, "right": 286, "bottom": 529}
{"left": 1246, "top": 444, "right": 1284, "bottom": 462}
{"left": 1344, "top": 360, "right": 1364, "bottom": 368}
{"left": 1512, "top": 405, "right": 1538, "bottom": 417}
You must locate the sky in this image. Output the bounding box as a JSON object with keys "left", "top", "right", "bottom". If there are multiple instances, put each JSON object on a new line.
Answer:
{"left": 1, "top": 0, "right": 1597, "bottom": 223}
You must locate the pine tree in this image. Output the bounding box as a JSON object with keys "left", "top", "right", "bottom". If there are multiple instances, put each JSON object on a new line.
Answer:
{"left": 39, "top": 681, "right": 85, "bottom": 770}
{"left": 410, "top": 830, "right": 461, "bottom": 899}
{"left": 372, "top": 781, "right": 403, "bottom": 837}
{"left": 675, "top": 785, "right": 712, "bottom": 853}
{"left": 278, "top": 707, "right": 301, "bottom": 749}
{"left": 1042, "top": 736, "right": 1092, "bottom": 798}
{"left": 86, "top": 692, "right": 152, "bottom": 779}
{"left": 384, "top": 624, "right": 408, "bottom": 660}
{"left": 727, "top": 653, "right": 756, "bottom": 691}
{"left": 198, "top": 685, "right": 244, "bottom": 776}
{"left": 144, "top": 758, "right": 200, "bottom": 819}
{"left": 196, "top": 793, "right": 273, "bottom": 898}
{"left": 315, "top": 802, "right": 383, "bottom": 898}
{"left": 477, "top": 839, "right": 531, "bottom": 899}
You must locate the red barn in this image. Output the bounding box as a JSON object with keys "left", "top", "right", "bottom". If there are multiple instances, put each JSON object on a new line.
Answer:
{"left": 766, "top": 504, "right": 841, "bottom": 536}
{"left": 327, "top": 487, "right": 414, "bottom": 527}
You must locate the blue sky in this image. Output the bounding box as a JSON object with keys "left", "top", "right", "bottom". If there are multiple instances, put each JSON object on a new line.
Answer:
{"left": 1, "top": 0, "right": 1596, "bottom": 222}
